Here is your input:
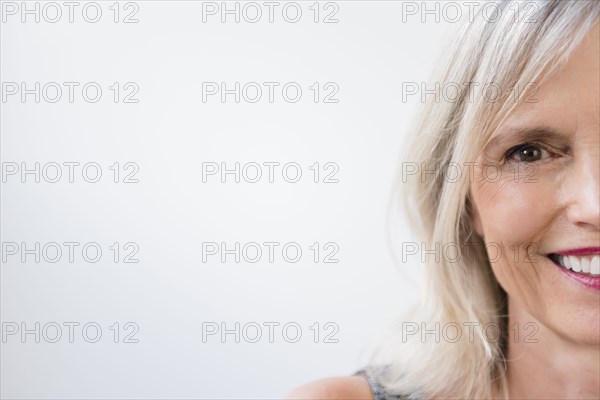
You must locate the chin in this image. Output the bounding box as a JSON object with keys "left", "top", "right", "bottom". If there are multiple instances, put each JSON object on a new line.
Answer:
{"left": 497, "top": 252, "right": 600, "bottom": 346}
{"left": 546, "top": 254, "right": 600, "bottom": 345}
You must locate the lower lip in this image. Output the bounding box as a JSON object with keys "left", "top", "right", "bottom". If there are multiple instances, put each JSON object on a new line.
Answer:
{"left": 552, "top": 259, "right": 600, "bottom": 290}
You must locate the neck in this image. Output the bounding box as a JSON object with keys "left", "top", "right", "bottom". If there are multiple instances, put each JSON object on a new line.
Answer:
{"left": 503, "top": 297, "right": 600, "bottom": 400}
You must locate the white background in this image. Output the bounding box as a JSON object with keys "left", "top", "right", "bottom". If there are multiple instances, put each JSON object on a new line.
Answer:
{"left": 1, "top": 1, "right": 455, "bottom": 398}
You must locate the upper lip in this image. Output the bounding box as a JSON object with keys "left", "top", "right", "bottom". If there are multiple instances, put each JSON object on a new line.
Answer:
{"left": 548, "top": 247, "right": 600, "bottom": 256}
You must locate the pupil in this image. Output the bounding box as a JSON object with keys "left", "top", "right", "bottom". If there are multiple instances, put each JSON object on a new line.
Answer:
{"left": 521, "top": 146, "right": 539, "bottom": 161}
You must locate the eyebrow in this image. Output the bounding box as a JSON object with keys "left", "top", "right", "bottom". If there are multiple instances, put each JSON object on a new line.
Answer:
{"left": 484, "top": 126, "right": 567, "bottom": 152}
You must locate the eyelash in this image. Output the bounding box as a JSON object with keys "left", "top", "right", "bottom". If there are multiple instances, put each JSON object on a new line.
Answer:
{"left": 504, "top": 142, "right": 557, "bottom": 163}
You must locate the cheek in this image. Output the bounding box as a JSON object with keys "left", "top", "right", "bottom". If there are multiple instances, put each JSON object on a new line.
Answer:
{"left": 474, "top": 176, "right": 556, "bottom": 244}
{"left": 471, "top": 175, "right": 559, "bottom": 307}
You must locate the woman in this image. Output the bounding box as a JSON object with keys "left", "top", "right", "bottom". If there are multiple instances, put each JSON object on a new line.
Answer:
{"left": 287, "top": 1, "right": 599, "bottom": 399}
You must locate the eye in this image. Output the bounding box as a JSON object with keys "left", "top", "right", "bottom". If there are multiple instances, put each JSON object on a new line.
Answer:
{"left": 505, "top": 143, "right": 551, "bottom": 163}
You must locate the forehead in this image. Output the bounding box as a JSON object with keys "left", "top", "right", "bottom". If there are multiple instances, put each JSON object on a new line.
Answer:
{"left": 500, "top": 22, "right": 599, "bottom": 133}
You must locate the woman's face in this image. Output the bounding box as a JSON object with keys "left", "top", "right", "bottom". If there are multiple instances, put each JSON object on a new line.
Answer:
{"left": 470, "top": 23, "right": 600, "bottom": 345}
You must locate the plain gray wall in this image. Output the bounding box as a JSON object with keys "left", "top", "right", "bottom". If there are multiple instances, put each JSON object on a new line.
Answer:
{"left": 1, "top": 1, "right": 460, "bottom": 397}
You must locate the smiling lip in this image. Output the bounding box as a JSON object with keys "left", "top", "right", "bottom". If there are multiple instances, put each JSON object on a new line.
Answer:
{"left": 552, "top": 247, "right": 600, "bottom": 256}
{"left": 556, "top": 267, "right": 600, "bottom": 290}
{"left": 546, "top": 247, "right": 600, "bottom": 291}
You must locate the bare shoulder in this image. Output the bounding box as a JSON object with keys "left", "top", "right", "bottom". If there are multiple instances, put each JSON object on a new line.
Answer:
{"left": 284, "top": 375, "right": 373, "bottom": 400}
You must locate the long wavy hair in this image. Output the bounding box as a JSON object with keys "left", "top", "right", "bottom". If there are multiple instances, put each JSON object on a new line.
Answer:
{"left": 370, "top": 1, "right": 600, "bottom": 399}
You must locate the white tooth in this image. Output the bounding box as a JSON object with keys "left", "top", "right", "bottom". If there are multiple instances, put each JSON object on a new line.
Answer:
{"left": 568, "top": 255, "right": 582, "bottom": 272}
{"left": 580, "top": 257, "right": 591, "bottom": 273}
{"left": 590, "top": 256, "right": 600, "bottom": 276}
{"left": 561, "top": 255, "right": 571, "bottom": 270}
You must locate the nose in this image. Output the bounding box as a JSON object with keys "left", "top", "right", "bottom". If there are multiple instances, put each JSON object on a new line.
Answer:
{"left": 565, "top": 147, "right": 600, "bottom": 231}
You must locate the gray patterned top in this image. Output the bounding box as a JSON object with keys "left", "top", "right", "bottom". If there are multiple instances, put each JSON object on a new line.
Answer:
{"left": 354, "top": 369, "right": 408, "bottom": 400}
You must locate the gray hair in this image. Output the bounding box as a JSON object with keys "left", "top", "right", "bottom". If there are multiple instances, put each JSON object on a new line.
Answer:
{"left": 372, "top": 1, "right": 600, "bottom": 399}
